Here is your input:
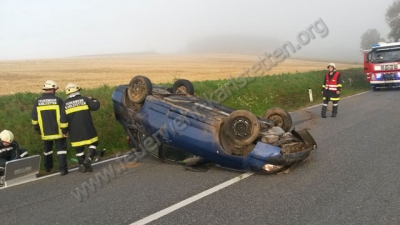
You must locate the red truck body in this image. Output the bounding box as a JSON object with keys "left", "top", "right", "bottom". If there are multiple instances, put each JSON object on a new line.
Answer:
{"left": 363, "top": 42, "right": 400, "bottom": 91}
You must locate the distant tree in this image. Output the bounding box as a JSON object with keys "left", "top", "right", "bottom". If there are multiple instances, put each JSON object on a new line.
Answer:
{"left": 386, "top": 0, "right": 400, "bottom": 42}
{"left": 360, "top": 29, "right": 382, "bottom": 51}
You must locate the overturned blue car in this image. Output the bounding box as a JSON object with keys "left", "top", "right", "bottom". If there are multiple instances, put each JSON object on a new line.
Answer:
{"left": 112, "top": 76, "right": 317, "bottom": 173}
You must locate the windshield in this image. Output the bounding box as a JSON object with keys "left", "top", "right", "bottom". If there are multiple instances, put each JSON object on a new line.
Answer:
{"left": 371, "top": 47, "right": 400, "bottom": 63}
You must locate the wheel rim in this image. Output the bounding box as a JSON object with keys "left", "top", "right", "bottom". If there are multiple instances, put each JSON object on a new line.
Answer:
{"left": 130, "top": 80, "right": 146, "bottom": 100}
{"left": 270, "top": 115, "right": 284, "bottom": 127}
{"left": 176, "top": 86, "right": 188, "bottom": 94}
{"left": 231, "top": 117, "right": 252, "bottom": 139}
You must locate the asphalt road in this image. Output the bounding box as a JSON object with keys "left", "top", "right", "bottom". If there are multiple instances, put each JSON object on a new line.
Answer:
{"left": 2, "top": 89, "right": 400, "bottom": 225}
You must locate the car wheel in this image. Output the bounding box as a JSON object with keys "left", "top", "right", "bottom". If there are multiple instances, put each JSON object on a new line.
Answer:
{"left": 263, "top": 107, "right": 292, "bottom": 132}
{"left": 372, "top": 85, "right": 379, "bottom": 91}
{"left": 172, "top": 79, "right": 194, "bottom": 95}
{"left": 128, "top": 76, "right": 153, "bottom": 104}
{"left": 224, "top": 110, "right": 260, "bottom": 145}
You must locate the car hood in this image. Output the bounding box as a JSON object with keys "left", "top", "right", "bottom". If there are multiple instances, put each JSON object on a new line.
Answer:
{"left": 247, "top": 128, "right": 317, "bottom": 163}
{"left": 247, "top": 142, "right": 282, "bottom": 161}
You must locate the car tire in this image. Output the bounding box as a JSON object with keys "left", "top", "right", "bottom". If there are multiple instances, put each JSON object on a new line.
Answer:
{"left": 372, "top": 85, "right": 379, "bottom": 91}
{"left": 127, "top": 76, "right": 152, "bottom": 104}
{"left": 172, "top": 79, "right": 194, "bottom": 95}
{"left": 263, "top": 107, "right": 292, "bottom": 132}
{"left": 224, "top": 110, "right": 260, "bottom": 145}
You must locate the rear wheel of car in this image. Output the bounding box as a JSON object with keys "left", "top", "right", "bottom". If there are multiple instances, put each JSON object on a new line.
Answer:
{"left": 224, "top": 110, "right": 260, "bottom": 145}
{"left": 172, "top": 79, "right": 194, "bottom": 95}
{"left": 263, "top": 107, "right": 292, "bottom": 132}
{"left": 128, "top": 76, "right": 152, "bottom": 104}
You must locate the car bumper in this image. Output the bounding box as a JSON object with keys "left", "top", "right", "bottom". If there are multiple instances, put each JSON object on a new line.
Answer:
{"left": 370, "top": 80, "right": 400, "bottom": 84}
{"left": 267, "top": 147, "right": 314, "bottom": 166}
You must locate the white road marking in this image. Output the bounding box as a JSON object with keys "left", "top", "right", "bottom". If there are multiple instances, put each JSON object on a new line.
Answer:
{"left": 130, "top": 172, "right": 254, "bottom": 225}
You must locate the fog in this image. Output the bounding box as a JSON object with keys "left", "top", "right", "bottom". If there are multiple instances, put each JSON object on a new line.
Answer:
{"left": 0, "top": 0, "right": 394, "bottom": 62}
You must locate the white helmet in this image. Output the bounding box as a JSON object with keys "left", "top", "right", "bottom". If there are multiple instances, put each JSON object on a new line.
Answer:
{"left": 42, "top": 80, "right": 58, "bottom": 90}
{"left": 65, "top": 83, "right": 82, "bottom": 95}
{"left": 327, "top": 63, "right": 336, "bottom": 69}
{"left": 0, "top": 130, "right": 14, "bottom": 143}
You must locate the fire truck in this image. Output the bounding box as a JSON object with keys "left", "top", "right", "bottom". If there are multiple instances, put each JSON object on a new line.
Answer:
{"left": 364, "top": 42, "right": 400, "bottom": 91}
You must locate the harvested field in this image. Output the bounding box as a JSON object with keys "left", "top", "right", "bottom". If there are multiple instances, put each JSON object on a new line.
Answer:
{"left": 0, "top": 54, "right": 361, "bottom": 95}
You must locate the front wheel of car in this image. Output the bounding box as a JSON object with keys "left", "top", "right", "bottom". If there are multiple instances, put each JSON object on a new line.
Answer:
{"left": 128, "top": 76, "right": 153, "bottom": 104}
{"left": 172, "top": 79, "right": 195, "bottom": 95}
{"left": 224, "top": 110, "right": 260, "bottom": 145}
{"left": 263, "top": 107, "right": 292, "bottom": 132}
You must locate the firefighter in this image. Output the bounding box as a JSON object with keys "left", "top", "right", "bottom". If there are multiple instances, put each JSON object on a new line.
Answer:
{"left": 321, "top": 63, "right": 342, "bottom": 118}
{"left": 60, "top": 83, "right": 100, "bottom": 173}
{"left": 0, "top": 130, "right": 29, "bottom": 176}
{"left": 31, "top": 80, "right": 68, "bottom": 175}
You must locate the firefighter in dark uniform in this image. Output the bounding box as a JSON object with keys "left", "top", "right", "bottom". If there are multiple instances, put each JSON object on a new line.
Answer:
{"left": 31, "top": 80, "right": 68, "bottom": 175}
{"left": 321, "top": 63, "right": 343, "bottom": 118}
{"left": 60, "top": 83, "right": 100, "bottom": 173}
{"left": 0, "top": 130, "right": 29, "bottom": 177}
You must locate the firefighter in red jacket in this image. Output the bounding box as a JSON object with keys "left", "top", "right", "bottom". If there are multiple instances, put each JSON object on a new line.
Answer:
{"left": 60, "top": 83, "right": 100, "bottom": 173}
{"left": 31, "top": 80, "right": 68, "bottom": 175}
{"left": 321, "top": 63, "right": 342, "bottom": 118}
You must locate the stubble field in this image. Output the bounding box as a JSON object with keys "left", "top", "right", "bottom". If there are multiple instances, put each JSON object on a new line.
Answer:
{"left": 0, "top": 54, "right": 361, "bottom": 95}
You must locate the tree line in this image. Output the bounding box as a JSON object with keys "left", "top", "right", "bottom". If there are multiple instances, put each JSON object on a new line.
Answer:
{"left": 360, "top": 0, "right": 400, "bottom": 51}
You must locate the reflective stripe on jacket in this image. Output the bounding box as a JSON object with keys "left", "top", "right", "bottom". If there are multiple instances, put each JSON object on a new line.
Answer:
{"left": 0, "top": 141, "right": 20, "bottom": 160}
{"left": 31, "top": 93, "right": 64, "bottom": 140}
{"left": 60, "top": 95, "right": 100, "bottom": 147}
{"left": 322, "top": 71, "right": 342, "bottom": 92}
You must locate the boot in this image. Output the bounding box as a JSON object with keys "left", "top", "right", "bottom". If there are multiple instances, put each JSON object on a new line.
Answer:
{"left": 60, "top": 170, "right": 68, "bottom": 176}
{"left": 78, "top": 163, "right": 92, "bottom": 172}
{"left": 44, "top": 151, "right": 53, "bottom": 172}
{"left": 77, "top": 156, "right": 86, "bottom": 173}
{"left": 321, "top": 105, "right": 327, "bottom": 118}
{"left": 83, "top": 148, "right": 96, "bottom": 172}
{"left": 78, "top": 165, "right": 86, "bottom": 173}
{"left": 57, "top": 151, "right": 68, "bottom": 175}
{"left": 332, "top": 105, "right": 338, "bottom": 117}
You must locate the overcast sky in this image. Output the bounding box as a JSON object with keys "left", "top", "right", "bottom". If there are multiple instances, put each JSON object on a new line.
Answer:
{"left": 0, "top": 0, "right": 395, "bottom": 61}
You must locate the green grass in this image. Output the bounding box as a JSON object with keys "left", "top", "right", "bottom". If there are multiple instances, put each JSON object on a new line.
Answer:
{"left": 191, "top": 68, "right": 370, "bottom": 116}
{"left": 0, "top": 68, "right": 369, "bottom": 173}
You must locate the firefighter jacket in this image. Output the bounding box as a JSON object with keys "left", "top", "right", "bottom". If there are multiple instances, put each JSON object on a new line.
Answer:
{"left": 0, "top": 141, "right": 26, "bottom": 163}
{"left": 322, "top": 71, "right": 342, "bottom": 101}
{"left": 60, "top": 95, "right": 100, "bottom": 147}
{"left": 31, "top": 93, "right": 64, "bottom": 140}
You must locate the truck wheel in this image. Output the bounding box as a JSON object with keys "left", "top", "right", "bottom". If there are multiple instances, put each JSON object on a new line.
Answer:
{"left": 372, "top": 85, "right": 379, "bottom": 91}
{"left": 128, "top": 76, "right": 152, "bottom": 104}
{"left": 263, "top": 107, "right": 292, "bottom": 132}
{"left": 224, "top": 110, "right": 260, "bottom": 145}
{"left": 172, "top": 79, "right": 194, "bottom": 95}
